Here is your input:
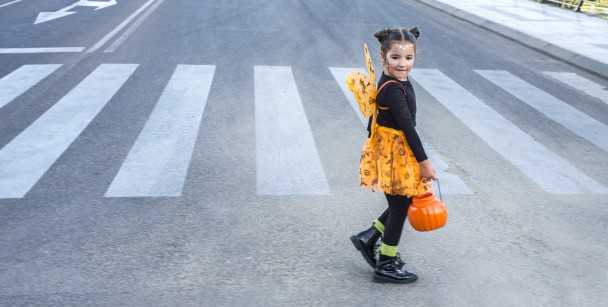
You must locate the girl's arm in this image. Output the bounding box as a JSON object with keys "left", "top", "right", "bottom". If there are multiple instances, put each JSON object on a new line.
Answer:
{"left": 380, "top": 83, "right": 437, "bottom": 180}
{"left": 380, "top": 83, "right": 427, "bottom": 162}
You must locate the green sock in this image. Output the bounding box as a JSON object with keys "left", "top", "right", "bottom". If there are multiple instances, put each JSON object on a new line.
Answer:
{"left": 379, "top": 243, "right": 398, "bottom": 257}
{"left": 373, "top": 219, "right": 385, "bottom": 234}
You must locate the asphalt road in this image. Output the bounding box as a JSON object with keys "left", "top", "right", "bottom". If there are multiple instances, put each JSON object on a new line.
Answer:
{"left": 1, "top": 0, "right": 607, "bottom": 306}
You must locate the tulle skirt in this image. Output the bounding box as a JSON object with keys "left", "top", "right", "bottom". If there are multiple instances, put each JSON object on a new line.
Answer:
{"left": 359, "top": 125, "right": 433, "bottom": 197}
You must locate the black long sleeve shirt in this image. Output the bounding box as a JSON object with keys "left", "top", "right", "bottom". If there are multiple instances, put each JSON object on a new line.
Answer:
{"left": 372, "top": 73, "right": 428, "bottom": 162}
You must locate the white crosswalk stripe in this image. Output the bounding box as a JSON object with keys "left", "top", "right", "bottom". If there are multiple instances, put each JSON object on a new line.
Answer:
{"left": 329, "top": 67, "right": 474, "bottom": 195}
{"left": 105, "top": 65, "right": 215, "bottom": 197}
{"left": 0, "top": 64, "right": 605, "bottom": 198}
{"left": 543, "top": 71, "right": 608, "bottom": 105}
{"left": 328, "top": 68, "right": 369, "bottom": 127}
{"left": 413, "top": 68, "right": 607, "bottom": 194}
{"left": 255, "top": 66, "right": 330, "bottom": 195}
{"left": 0, "top": 64, "right": 61, "bottom": 109}
{"left": 477, "top": 70, "right": 608, "bottom": 153}
{"left": 0, "top": 64, "right": 138, "bottom": 198}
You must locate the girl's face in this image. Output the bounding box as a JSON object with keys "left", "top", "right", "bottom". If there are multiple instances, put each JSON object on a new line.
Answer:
{"left": 382, "top": 41, "right": 416, "bottom": 81}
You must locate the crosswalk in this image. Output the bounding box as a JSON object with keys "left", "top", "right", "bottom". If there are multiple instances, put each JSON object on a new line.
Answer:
{"left": 255, "top": 66, "right": 330, "bottom": 196}
{"left": 0, "top": 64, "right": 61, "bottom": 109}
{"left": 0, "top": 64, "right": 138, "bottom": 198}
{"left": 105, "top": 65, "right": 215, "bottom": 197}
{"left": 414, "top": 69, "right": 605, "bottom": 194}
{"left": 0, "top": 64, "right": 606, "bottom": 198}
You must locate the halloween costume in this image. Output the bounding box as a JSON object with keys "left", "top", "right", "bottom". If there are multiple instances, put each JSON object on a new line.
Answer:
{"left": 346, "top": 44, "right": 432, "bottom": 198}
{"left": 347, "top": 43, "right": 432, "bottom": 283}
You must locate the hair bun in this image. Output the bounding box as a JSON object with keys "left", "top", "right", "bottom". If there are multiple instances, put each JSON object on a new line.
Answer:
{"left": 409, "top": 26, "right": 420, "bottom": 39}
{"left": 374, "top": 28, "right": 390, "bottom": 43}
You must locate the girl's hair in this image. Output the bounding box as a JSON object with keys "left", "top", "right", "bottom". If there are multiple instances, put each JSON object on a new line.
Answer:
{"left": 374, "top": 27, "right": 420, "bottom": 54}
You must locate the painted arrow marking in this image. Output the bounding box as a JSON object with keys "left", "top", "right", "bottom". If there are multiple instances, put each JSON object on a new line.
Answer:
{"left": 35, "top": 0, "right": 117, "bottom": 24}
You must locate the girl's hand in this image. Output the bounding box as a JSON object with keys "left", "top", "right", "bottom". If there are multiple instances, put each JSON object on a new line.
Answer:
{"left": 419, "top": 159, "right": 437, "bottom": 181}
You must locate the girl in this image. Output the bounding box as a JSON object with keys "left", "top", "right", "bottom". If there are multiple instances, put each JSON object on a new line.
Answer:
{"left": 350, "top": 27, "right": 436, "bottom": 284}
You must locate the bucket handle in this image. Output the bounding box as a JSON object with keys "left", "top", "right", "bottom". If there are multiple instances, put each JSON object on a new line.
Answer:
{"left": 437, "top": 178, "right": 443, "bottom": 203}
{"left": 416, "top": 177, "right": 443, "bottom": 203}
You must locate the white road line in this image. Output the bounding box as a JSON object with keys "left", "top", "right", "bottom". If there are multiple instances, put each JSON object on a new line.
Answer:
{"left": 543, "top": 71, "right": 608, "bottom": 105}
{"left": 477, "top": 70, "right": 608, "bottom": 153}
{"left": 425, "top": 148, "right": 473, "bottom": 196}
{"left": 104, "top": 0, "right": 165, "bottom": 52}
{"left": 328, "top": 67, "right": 368, "bottom": 127}
{"left": 255, "top": 66, "right": 330, "bottom": 195}
{"left": 105, "top": 65, "right": 215, "bottom": 197}
{"left": 0, "top": 0, "right": 24, "bottom": 9}
{"left": 414, "top": 69, "right": 607, "bottom": 194}
{"left": 0, "top": 64, "right": 61, "bottom": 109}
{"left": 0, "top": 64, "right": 138, "bottom": 199}
{"left": 87, "top": 0, "right": 158, "bottom": 53}
{"left": 0, "top": 47, "right": 85, "bottom": 54}
{"left": 329, "top": 67, "right": 474, "bottom": 195}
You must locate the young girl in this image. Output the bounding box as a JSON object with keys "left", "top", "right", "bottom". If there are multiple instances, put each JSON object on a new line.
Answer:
{"left": 350, "top": 27, "right": 436, "bottom": 284}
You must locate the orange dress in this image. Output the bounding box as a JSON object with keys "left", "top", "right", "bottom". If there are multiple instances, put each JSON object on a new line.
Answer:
{"left": 359, "top": 125, "right": 432, "bottom": 197}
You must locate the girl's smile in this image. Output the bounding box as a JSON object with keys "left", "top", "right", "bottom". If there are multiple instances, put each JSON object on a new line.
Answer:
{"left": 382, "top": 41, "right": 415, "bottom": 81}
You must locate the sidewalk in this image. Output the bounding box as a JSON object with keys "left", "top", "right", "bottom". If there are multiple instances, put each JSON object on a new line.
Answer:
{"left": 415, "top": 0, "right": 608, "bottom": 79}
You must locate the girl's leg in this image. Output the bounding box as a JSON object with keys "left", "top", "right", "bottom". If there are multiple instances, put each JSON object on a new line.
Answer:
{"left": 374, "top": 193, "right": 418, "bottom": 284}
{"left": 373, "top": 209, "right": 389, "bottom": 233}
{"left": 350, "top": 207, "right": 390, "bottom": 268}
{"left": 380, "top": 194, "right": 411, "bottom": 252}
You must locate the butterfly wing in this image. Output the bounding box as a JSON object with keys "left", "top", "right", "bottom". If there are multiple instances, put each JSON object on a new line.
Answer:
{"left": 345, "top": 44, "right": 379, "bottom": 119}
{"left": 346, "top": 71, "right": 375, "bottom": 118}
{"left": 363, "top": 43, "right": 377, "bottom": 96}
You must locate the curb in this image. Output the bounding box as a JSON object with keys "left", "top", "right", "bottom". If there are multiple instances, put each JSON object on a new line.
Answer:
{"left": 415, "top": 0, "right": 608, "bottom": 79}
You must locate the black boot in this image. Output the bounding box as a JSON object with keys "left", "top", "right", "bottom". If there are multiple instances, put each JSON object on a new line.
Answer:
{"left": 394, "top": 253, "right": 405, "bottom": 269}
{"left": 350, "top": 226, "right": 381, "bottom": 268}
{"left": 374, "top": 255, "right": 418, "bottom": 284}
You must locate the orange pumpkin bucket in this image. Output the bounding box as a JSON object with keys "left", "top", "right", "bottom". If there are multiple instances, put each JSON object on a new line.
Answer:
{"left": 408, "top": 180, "right": 448, "bottom": 232}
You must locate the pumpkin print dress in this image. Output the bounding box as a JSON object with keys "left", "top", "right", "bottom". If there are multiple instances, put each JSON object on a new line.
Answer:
{"left": 359, "top": 72, "right": 433, "bottom": 197}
